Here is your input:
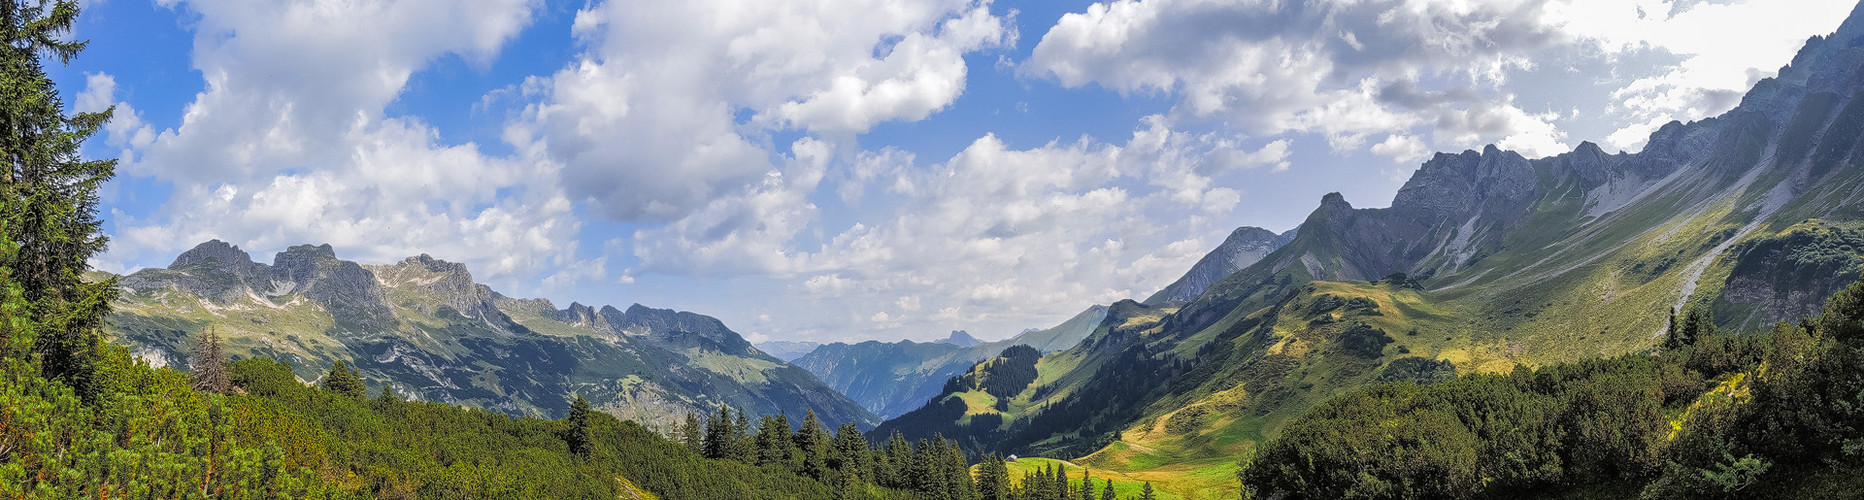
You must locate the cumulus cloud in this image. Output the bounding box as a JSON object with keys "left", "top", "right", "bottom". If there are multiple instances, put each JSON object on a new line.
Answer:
{"left": 511, "top": 0, "right": 1011, "bottom": 222}
{"left": 94, "top": 0, "right": 583, "bottom": 291}
{"left": 1024, "top": 0, "right": 1853, "bottom": 159}
{"left": 1024, "top": 0, "right": 1568, "bottom": 152}
{"left": 686, "top": 117, "right": 1285, "bottom": 339}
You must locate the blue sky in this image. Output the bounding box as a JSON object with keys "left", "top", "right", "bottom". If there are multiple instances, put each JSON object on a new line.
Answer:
{"left": 57, "top": 0, "right": 1856, "bottom": 343}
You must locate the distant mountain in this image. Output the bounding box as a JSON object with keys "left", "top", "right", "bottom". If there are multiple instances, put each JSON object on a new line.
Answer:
{"left": 872, "top": 10, "right": 1864, "bottom": 469}
{"left": 1143, "top": 226, "right": 1296, "bottom": 305}
{"left": 109, "top": 241, "right": 876, "bottom": 430}
{"left": 935, "top": 330, "right": 982, "bottom": 347}
{"left": 794, "top": 305, "right": 1108, "bottom": 418}
{"left": 755, "top": 340, "right": 821, "bottom": 362}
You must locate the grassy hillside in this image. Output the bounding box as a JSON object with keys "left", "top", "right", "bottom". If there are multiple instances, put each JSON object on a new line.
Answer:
{"left": 872, "top": 11, "right": 1864, "bottom": 498}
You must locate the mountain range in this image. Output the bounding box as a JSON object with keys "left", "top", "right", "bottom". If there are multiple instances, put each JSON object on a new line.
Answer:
{"left": 106, "top": 241, "right": 875, "bottom": 430}
{"left": 865, "top": 11, "right": 1864, "bottom": 496}
{"left": 793, "top": 305, "right": 1108, "bottom": 418}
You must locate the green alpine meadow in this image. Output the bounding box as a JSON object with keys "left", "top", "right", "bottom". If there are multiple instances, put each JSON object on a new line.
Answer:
{"left": 8, "top": 0, "right": 1864, "bottom": 498}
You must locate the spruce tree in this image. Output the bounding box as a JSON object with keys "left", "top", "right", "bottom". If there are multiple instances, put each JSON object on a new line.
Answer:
{"left": 682, "top": 411, "right": 705, "bottom": 454}
{"left": 704, "top": 405, "right": 732, "bottom": 459}
{"left": 976, "top": 454, "right": 1009, "bottom": 500}
{"left": 1137, "top": 482, "right": 1155, "bottom": 500}
{"left": 1078, "top": 468, "right": 1093, "bottom": 500}
{"left": 566, "top": 394, "right": 593, "bottom": 459}
{"left": 320, "top": 359, "right": 366, "bottom": 399}
{"left": 796, "top": 409, "right": 830, "bottom": 480}
{"left": 1100, "top": 478, "right": 1114, "bottom": 500}
{"left": 754, "top": 414, "right": 795, "bottom": 470}
{"left": 190, "top": 326, "right": 230, "bottom": 394}
{"left": 946, "top": 439, "right": 974, "bottom": 500}
{"left": 1054, "top": 463, "right": 1068, "bottom": 499}
{"left": 732, "top": 408, "right": 755, "bottom": 462}
{"left": 0, "top": 0, "right": 119, "bottom": 404}
{"left": 1664, "top": 307, "right": 1680, "bottom": 350}
{"left": 376, "top": 383, "right": 400, "bottom": 405}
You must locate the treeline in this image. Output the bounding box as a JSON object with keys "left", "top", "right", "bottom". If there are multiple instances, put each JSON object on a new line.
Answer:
{"left": 973, "top": 458, "right": 1158, "bottom": 500}
{"left": 1241, "top": 277, "right": 1864, "bottom": 499}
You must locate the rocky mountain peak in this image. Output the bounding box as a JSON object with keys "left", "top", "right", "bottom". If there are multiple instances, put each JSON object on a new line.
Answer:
{"left": 170, "top": 239, "right": 255, "bottom": 270}
{"left": 1145, "top": 225, "right": 1298, "bottom": 304}
{"left": 606, "top": 303, "right": 759, "bottom": 357}
{"left": 1391, "top": 146, "right": 1535, "bottom": 225}
{"left": 936, "top": 330, "right": 982, "bottom": 347}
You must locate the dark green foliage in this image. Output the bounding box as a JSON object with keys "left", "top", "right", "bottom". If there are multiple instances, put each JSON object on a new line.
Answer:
{"left": 1375, "top": 356, "right": 1457, "bottom": 385}
{"left": 1337, "top": 322, "right": 1393, "bottom": 358}
{"left": 1247, "top": 275, "right": 1864, "bottom": 499}
{"left": 977, "top": 345, "right": 1041, "bottom": 399}
{"left": 976, "top": 454, "right": 1010, "bottom": 500}
{"left": 319, "top": 359, "right": 366, "bottom": 399}
{"left": 704, "top": 404, "right": 733, "bottom": 459}
{"left": 1666, "top": 305, "right": 1712, "bottom": 350}
{"left": 0, "top": 0, "right": 118, "bottom": 404}
{"left": 681, "top": 411, "right": 704, "bottom": 453}
{"left": 796, "top": 409, "right": 830, "bottom": 480}
{"left": 567, "top": 394, "right": 593, "bottom": 459}
{"left": 1137, "top": 482, "right": 1156, "bottom": 500}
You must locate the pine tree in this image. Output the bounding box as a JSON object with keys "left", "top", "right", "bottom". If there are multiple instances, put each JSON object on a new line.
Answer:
{"left": 732, "top": 408, "right": 756, "bottom": 462}
{"left": 1078, "top": 468, "right": 1094, "bottom": 500}
{"left": 0, "top": 0, "right": 119, "bottom": 404}
{"left": 975, "top": 454, "right": 1006, "bottom": 500}
{"left": 703, "top": 405, "right": 732, "bottom": 459}
{"left": 566, "top": 394, "right": 593, "bottom": 459}
{"left": 830, "top": 422, "right": 868, "bottom": 476}
{"left": 376, "top": 383, "right": 400, "bottom": 405}
{"left": 796, "top": 409, "right": 830, "bottom": 480}
{"left": 1137, "top": 482, "right": 1156, "bottom": 500}
{"left": 320, "top": 359, "right": 365, "bottom": 399}
{"left": 946, "top": 439, "right": 974, "bottom": 500}
{"left": 1664, "top": 307, "right": 1680, "bottom": 350}
{"left": 682, "top": 411, "right": 705, "bottom": 454}
{"left": 1054, "top": 463, "right": 1068, "bottom": 499}
{"left": 1100, "top": 478, "right": 1114, "bottom": 500}
{"left": 190, "top": 326, "right": 230, "bottom": 394}
{"left": 754, "top": 414, "right": 794, "bottom": 470}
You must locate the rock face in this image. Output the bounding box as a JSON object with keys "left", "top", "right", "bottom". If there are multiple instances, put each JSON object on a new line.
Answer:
{"left": 109, "top": 242, "right": 876, "bottom": 430}
{"left": 935, "top": 330, "right": 982, "bottom": 347}
{"left": 1145, "top": 226, "right": 1297, "bottom": 304}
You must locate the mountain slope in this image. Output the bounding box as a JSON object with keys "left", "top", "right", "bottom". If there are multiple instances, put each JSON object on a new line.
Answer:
{"left": 872, "top": 9, "right": 1864, "bottom": 496}
{"left": 108, "top": 241, "right": 876, "bottom": 430}
{"left": 755, "top": 340, "right": 821, "bottom": 362}
{"left": 794, "top": 304, "right": 1108, "bottom": 418}
{"left": 1144, "top": 226, "right": 1296, "bottom": 305}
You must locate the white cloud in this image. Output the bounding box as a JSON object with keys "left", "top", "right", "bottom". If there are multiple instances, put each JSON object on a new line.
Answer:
{"left": 75, "top": 73, "right": 155, "bottom": 159}
{"left": 718, "top": 117, "right": 1273, "bottom": 339}
{"left": 511, "top": 0, "right": 1011, "bottom": 222}
{"left": 96, "top": 0, "right": 581, "bottom": 291}
{"left": 1547, "top": 0, "right": 1858, "bottom": 150}
{"left": 1024, "top": 0, "right": 1853, "bottom": 158}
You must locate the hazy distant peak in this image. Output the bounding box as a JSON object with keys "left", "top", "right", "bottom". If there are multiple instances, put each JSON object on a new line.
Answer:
{"left": 935, "top": 330, "right": 982, "bottom": 347}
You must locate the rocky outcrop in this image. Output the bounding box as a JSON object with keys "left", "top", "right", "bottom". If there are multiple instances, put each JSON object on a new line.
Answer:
{"left": 602, "top": 304, "right": 762, "bottom": 358}
{"left": 1145, "top": 226, "right": 1297, "bottom": 304}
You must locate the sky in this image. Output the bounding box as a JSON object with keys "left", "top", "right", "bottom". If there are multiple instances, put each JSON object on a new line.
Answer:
{"left": 54, "top": 0, "right": 1858, "bottom": 344}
